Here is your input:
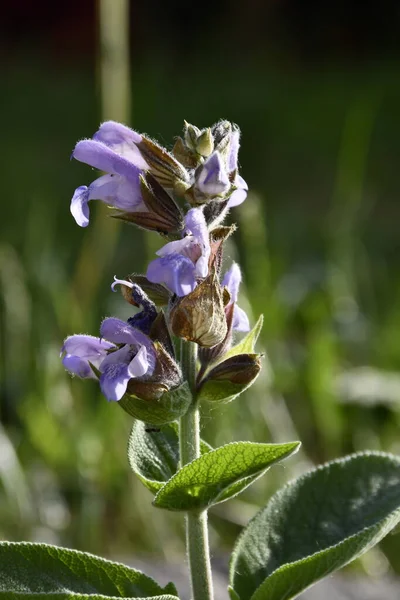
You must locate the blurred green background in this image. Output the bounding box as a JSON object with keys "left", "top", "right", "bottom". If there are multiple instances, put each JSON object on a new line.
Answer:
{"left": 1, "top": 0, "right": 400, "bottom": 580}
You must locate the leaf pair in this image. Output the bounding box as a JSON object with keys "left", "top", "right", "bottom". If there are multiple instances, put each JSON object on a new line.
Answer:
{"left": 128, "top": 420, "right": 300, "bottom": 511}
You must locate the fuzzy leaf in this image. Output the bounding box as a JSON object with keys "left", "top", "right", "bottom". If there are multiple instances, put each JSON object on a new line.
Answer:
{"left": 153, "top": 441, "right": 300, "bottom": 511}
{"left": 128, "top": 421, "right": 212, "bottom": 494}
{"left": 223, "top": 315, "right": 263, "bottom": 361}
{"left": 0, "top": 542, "right": 179, "bottom": 599}
{"left": 230, "top": 452, "right": 400, "bottom": 600}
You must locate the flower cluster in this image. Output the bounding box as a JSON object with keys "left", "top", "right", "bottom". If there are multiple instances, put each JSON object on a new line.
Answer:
{"left": 62, "top": 120, "right": 261, "bottom": 421}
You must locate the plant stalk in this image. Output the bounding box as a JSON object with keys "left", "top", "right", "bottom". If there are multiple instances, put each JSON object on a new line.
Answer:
{"left": 180, "top": 341, "right": 214, "bottom": 600}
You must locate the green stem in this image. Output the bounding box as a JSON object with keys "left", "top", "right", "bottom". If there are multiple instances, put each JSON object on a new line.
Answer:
{"left": 180, "top": 341, "right": 214, "bottom": 600}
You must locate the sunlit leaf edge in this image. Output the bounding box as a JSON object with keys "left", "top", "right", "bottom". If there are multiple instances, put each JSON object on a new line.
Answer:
{"left": 153, "top": 441, "right": 300, "bottom": 511}
{"left": 128, "top": 421, "right": 212, "bottom": 495}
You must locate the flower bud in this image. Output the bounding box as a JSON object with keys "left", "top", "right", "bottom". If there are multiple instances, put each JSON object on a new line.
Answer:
{"left": 197, "top": 353, "right": 262, "bottom": 404}
{"left": 196, "top": 128, "right": 214, "bottom": 158}
{"left": 211, "top": 120, "right": 232, "bottom": 160}
{"left": 184, "top": 121, "right": 202, "bottom": 151}
{"left": 138, "top": 136, "right": 191, "bottom": 195}
{"left": 170, "top": 273, "right": 228, "bottom": 347}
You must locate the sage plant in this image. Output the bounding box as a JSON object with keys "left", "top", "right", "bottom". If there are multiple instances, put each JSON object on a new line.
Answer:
{"left": 2, "top": 120, "right": 400, "bottom": 600}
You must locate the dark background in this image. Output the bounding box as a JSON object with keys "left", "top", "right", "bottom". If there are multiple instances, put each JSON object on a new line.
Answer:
{"left": 1, "top": 0, "right": 400, "bottom": 581}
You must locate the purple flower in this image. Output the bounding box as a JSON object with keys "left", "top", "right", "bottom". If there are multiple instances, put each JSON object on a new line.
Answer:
{"left": 146, "top": 208, "right": 211, "bottom": 296}
{"left": 196, "top": 152, "right": 230, "bottom": 196}
{"left": 222, "top": 263, "right": 250, "bottom": 332}
{"left": 61, "top": 318, "right": 156, "bottom": 402}
{"left": 70, "top": 121, "right": 149, "bottom": 227}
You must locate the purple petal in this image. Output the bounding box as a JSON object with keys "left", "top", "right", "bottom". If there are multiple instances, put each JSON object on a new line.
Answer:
{"left": 185, "top": 208, "right": 211, "bottom": 277}
{"left": 222, "top": 263, "right": 242, "bottom": 303}
{"left": 156, "top": 237, "right": 192, "bottom": 258}
{"left": 128, "top": 345, "right": 149, "bottom": 377}
{"left": 73, "top": 139, "right": 144, "bottom": 181}
{"left": 100, "top": 318, "right": 156, "bottom": 374}
{"left": 227, "top": 175, "right": 248, "bottom": 208}
{"left": 147, "top": 254, "right": 196, "bottom": 297}
{"left": 94, "top": 121, "right": 142, "bottom": 145}
{"left": 88, "top": 173, "right": 145, "bottom": 212}
{"left": 93, "top": 121, "right": 148, "bottom": 170}
{"left": 100, "top": 363, "right": 131, "bottom": 401}
{"left": 196, "top": 152, "right": 230, "bottom": 195}
{"left": 70, "top": 186, "right": 90, "bottom": 227}
{"left": 228, "top": 129, "right": 240, "bottom": 172}
{"left": 185, "top": 207, "right": 208, "bottom": 241}
{"left": 99, "top": 344, "right": 152, "bottom": 401}
{"left": 232, "top": 305, "right": 250, "bottom": 332}
{"left": 62, "top": 355, "right": 94, "bottom": 379}
{"left": 61, "top": 334, "right": 114, "bottom": 379}
{"left": 61, "top": 334, "right": 114, "bottom": 359}
{"left": 71, "top": 174, "right": 145, "bottom": 227}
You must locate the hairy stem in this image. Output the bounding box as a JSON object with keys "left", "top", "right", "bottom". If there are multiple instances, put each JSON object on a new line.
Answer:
{"left": 180, "top": 341, "right": 214, "bottom": 600}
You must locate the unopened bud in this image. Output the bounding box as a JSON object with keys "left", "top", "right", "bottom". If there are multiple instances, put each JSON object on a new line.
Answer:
{"left": 196, "top": 128, "right": 214, "bottom": 157}
{"left": 206, "top": 353, "right": 261, "bottom": 384}
{"left": 211, "top": 120, "right": 232, "bottom": 160}
{"left": 170, "top": 273, "right": 228, "bottom": 347}
{"left": 184, "top": 121, "right": 202, "bottom": 151}
{"left": 197, "top": 353, "right": 262, "bottom": 404}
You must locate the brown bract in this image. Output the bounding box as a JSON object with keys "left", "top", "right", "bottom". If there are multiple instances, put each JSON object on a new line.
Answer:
{"left": 138, "top": 136, "right": 191, "bottom": 195}
{"left": 170, "top": 273, "right": 228, "bottom": 347}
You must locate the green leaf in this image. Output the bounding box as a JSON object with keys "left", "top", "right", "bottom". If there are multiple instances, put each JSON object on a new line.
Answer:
{"left": 228, "top": 586, "right": 241, "bottom": 600}
{"left": 153, "top": 441, "right": 300, "bottom": 512}
{"left": 0, "top": 542, "right": 179, "bottom": 599}
{"left": 230, "top": 451, "right": 400, "bottom": 600}
{"left": 128, "top": 420, "right": 212, "bottom": 494}
{"left": 222, "top": 315, "right": 263, "bottom": 361}
{"left": 119, "top": 382, "right": 192, "bottom": 426}
{"left": 0, "top": 595, "right": 178, "bottom": 600}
